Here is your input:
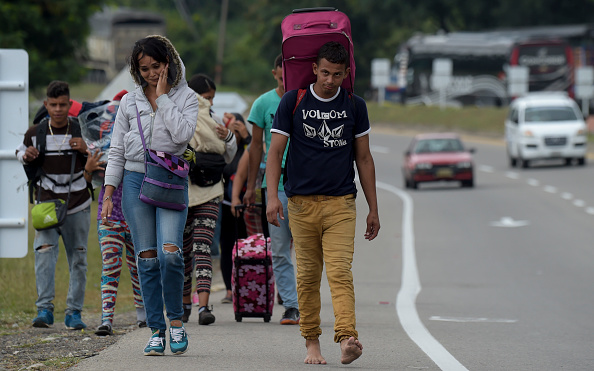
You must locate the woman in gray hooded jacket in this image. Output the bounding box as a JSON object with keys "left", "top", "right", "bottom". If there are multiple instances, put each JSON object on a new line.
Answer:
{"left": 102, "top": 35, "right": 198, "bottom": 356}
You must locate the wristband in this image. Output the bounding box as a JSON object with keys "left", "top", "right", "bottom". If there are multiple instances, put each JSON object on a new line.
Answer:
{"left": 103, "top": 195, "right": 112, "bottom": 202}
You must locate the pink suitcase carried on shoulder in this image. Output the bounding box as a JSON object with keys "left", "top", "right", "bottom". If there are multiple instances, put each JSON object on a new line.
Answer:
{"left": 281, "top": 7, "right": 356, "bottom": 93}
{"left": 232, "top": 231, "right": 275, "bottom": 322}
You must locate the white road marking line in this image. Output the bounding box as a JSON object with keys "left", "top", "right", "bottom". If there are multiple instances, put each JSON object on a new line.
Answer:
{"left": 376, "top": 181, "right": 468, "bottom": 371}
{"left": 370, "top": 145, "right": 390, "bottom": 154}
{"left": 472, "top": 159, "right": 594, "bottom": 218}
{"left": 478, "top": 165, "right": 494, "bottom": 173}
{"left": 573, "top": 199, "right": 585, "bottom": 207}
{"left": 505, "top": 172, "right": 519, "bottom": 179}
{"left": 430, "top": 316, "right": 518, "bottom": 323}
{"left": 527, "top": 178, "right": 540, "bottom": 187}
{"left": 490, "top": 217, "right": 530, "bottom": 228}
{"left": 544, "top": 185, "right": 557, "bottom": 194}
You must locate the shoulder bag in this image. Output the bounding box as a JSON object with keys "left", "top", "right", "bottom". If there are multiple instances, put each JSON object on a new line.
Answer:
{"left": 190, "top": 152, "right": 226, "bottom": 187}
{"left": 136, "top": 106, "right": 189, "bottom": 211}
{"left": 31, "top": 152, "right": 77, "bottom": 231}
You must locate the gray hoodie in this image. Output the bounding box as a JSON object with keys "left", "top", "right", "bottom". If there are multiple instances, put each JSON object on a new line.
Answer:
{"left": 104, "top": 35, "right": 199, "bottom": 189}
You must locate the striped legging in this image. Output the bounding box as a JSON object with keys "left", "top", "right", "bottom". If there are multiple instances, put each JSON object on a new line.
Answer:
{"left": 182, "top": 197, "right": 221, "bottom": 297}
{"left": 97, "top": 220, "right": 143, "bottom": 322}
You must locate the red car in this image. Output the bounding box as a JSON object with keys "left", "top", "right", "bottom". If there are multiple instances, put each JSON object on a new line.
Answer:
{"left": 402, "top": 133, "right": 475, "bottom": 189}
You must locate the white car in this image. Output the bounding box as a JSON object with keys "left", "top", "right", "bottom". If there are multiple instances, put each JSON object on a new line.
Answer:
{"left": 505, "top": 92, "right": 588, "bottom": 168}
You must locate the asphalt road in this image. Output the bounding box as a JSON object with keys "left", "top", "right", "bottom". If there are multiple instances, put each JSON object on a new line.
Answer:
{"left": 73, "top": 129, "right": 594, "bottom": 370}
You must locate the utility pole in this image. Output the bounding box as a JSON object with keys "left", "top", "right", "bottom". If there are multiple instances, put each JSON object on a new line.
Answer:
{"left": 174, "top": 0, "right": 199, "bottom": 41}
{"left": 215, "top": 0, "right": 229, "bottom": 85}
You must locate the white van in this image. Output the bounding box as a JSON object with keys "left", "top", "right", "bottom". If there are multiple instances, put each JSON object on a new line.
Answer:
{"left": 505, "top": 92, "right": 588, "bottom": 168}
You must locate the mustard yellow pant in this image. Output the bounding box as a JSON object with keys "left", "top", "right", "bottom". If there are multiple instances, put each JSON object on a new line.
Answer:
{"left": 287, "top": 194, "right": 358, "bottom": 343}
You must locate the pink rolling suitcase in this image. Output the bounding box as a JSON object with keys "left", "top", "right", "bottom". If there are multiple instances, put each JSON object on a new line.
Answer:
{"left": 232, "top": 204, "right": 274, "bottom": 322}
{"left": 281, "top": 7, "right": 356, "bottom": 93}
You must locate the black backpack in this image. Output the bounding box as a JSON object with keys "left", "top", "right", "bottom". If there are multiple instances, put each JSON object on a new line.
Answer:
{"left": 23, "top": 118, "right": 92, "bottom": 203}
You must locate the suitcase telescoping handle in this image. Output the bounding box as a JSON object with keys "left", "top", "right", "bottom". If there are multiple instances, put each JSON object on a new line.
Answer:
{"left": 292, "top": 7, "right": 337, "bottom": 13}
{"left": 221, "top": 200, "right": 262, "bottom": 211}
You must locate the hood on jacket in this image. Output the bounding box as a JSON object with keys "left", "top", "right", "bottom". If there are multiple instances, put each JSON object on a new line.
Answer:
{"left": 130, "top": 35, "right": 185, "bottom": 89}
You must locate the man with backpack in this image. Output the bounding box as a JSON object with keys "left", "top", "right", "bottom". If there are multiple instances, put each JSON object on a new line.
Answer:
{"left": 265, "top": 42, "right": 380, "bottom": 365}
{"left": 16, "top": 81, "right": 92, "bottom": 330}
{"left": 244, "top": 54, "right": 300, "bottom": 325}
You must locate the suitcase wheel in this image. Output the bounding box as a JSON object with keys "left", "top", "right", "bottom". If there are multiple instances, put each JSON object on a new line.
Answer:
{"left": 264, "top": 315, "right": 271, "bottom": 323}
{"left": 235, "top": 314, "right": 243, "bottom": 322}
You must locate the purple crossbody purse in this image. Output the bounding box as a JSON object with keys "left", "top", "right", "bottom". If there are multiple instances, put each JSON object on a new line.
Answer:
{"left": 136, "top": 107, "right": 189, "bottom": 211}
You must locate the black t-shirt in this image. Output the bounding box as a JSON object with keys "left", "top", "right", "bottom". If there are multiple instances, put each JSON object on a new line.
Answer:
{"left": 271, "top": 85, "right": 370, "bottom": 197}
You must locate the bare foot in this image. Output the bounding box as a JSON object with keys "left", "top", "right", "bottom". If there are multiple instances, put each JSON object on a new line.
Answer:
{"left": 340, "top": 337, "right": 363, "bottom": 364}
{"left": 304, "top": 339, "right": 327, "bottom": 364}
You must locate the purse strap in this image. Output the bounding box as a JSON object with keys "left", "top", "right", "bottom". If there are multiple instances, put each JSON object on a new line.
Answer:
{"left": 135, "top": 105, "right": 149, "bottom": 152}
{"left": 135, "top": 104, "right": 189, "bottom": 177}
{"left": 135, "top": 105, "right": 151, "bottom": 175}
{"left": 36, "top": 151, "right": 77, "bottom": 206}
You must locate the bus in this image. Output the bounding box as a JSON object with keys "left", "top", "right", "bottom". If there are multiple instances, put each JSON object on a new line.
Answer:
{"left": 392, "top": 30, "right": 574, "bottom": 107}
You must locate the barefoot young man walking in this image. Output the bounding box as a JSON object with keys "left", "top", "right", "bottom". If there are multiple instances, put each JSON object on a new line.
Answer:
{"left": 266, "top": 42, "right": 380, "bottom": 365}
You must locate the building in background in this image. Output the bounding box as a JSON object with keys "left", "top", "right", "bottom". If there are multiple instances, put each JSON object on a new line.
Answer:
{"left": 84, "top": 7, "right": 166, "bottom": 83}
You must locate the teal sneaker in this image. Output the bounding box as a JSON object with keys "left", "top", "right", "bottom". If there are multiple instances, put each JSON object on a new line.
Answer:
{"left": 169, "top": 325, "right": 188, "bottom": 355}
{"left": 64, "top": 310, "right": 86, "bottom": 330}
{"left": 32, "top": 309, "right": 54, "bottom": 328}
{"left": 144, "top": 329, "right": 166, "bottom": 356}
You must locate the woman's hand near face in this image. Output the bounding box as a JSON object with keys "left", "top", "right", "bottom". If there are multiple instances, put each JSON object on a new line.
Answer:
{"left": 156, "top": 63, "right": 172, "bottom": 97}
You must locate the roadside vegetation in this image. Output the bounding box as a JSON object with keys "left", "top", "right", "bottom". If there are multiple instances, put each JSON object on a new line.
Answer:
{"left": 0, "top": 195, "right": 136, "bottom": 330}
{"left": 368, "top": 102, "right": 507, "bottom": 136}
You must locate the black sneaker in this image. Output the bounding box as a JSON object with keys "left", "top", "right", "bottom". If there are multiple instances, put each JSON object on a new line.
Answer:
{"left": 95, "top": 323, "right": 113, "bottom": 336}
{"left": 280, "top": 308, "right": 300, "bottom": 325}
{"left": 198, "top": 306, "right": 215, "bottom": 325}
{"left": 181, "top": 304, "right": 192, "bottom": 323}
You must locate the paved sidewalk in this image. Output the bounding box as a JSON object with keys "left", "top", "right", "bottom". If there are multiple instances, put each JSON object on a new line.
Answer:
{"left": 70, "top": 268, "right": 426, "bottom": 370}
{"left": 70, "top": 198, "right": 438, "bottom": 370}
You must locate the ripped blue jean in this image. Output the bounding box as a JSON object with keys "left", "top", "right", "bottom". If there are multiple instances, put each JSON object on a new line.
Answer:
{"left": 34, "top": 206, "right": 90, "bottom": 315}
{"left": 121, "top": 170, "right": 187, "bottom": 330}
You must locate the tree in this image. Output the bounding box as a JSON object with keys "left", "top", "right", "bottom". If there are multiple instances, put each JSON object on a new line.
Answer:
{"left": 0, "top": 1, "right": 103, "bottom": 93}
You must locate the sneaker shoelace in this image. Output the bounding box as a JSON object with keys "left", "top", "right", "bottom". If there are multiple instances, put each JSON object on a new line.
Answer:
{"left": 170, "top": 327, "right": 185, "bottom": 343}
{"left": 148, "top": 335, "right": 164, "bottom": 347}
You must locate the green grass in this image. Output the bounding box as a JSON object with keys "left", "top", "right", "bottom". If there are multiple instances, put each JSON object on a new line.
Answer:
{"left": 0, "top": 197, "right": 136, "bottom": 328}
{"left": 69, "top": 83, "right": 107, "bottom": 103}
{"left": 43, "top": 357, "right": 80, "bottom": 369}
{"left": 367, "top": 101, "right": 508, "bottom": 136}
{"left": 366, "top": 101, "right": 594, "bottom": 144}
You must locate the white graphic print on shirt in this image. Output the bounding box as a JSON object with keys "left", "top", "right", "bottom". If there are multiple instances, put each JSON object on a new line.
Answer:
{"left": 303, "top": 121, "right": 347, "bottom": 148}
{"left": 300, "top": 107, "right": 349, "bottom": 148}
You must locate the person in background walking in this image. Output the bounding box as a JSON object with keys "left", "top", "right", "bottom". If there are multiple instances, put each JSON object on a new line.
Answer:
{"left": 83, "top": 144, "right": 147, "bottom": 336}
{"left": 16, "top": 81, "right": 92, "bottom": 331}
{"left": 218, "top": 113, "right": 251, "bottom": 303}
{"left": 243, "top": 54, "right": 300, "bottom": 325}
{"left": 181, "top": 74, "right": 236, "bottom": 325}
